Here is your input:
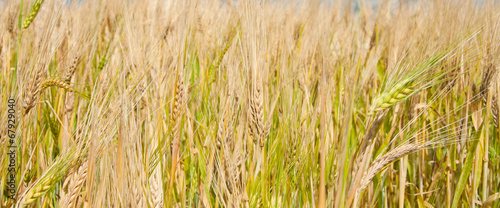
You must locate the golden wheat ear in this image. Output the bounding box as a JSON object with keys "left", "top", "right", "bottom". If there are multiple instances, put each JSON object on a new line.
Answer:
{"left": 354, "top": 101, "right": 484, "bottom": 207}
{"left": 167, "top": 67, "right": 186, "bottom": 196}
{"left": 40, "top": 78, "right": 74, "bottom": 92}
{"left": 357, "top": 143, "right": 421, "bottom": 193}
{"left": 63, "top": 56, "right": 80, "bottom": 83}
{"left": 41, "top": 78, "right": 90, "bottom": 99}
{"left": 60, "top": 161, "right": 88, "bottom": 208}
{"left": 248, "top": 83, "right": 268, "bottom": 147}
{"left": 23, "top": 66, "right": 45, "bottom": 114}
{"left": 24, "top": 77, "right": 90, "bottom": 113}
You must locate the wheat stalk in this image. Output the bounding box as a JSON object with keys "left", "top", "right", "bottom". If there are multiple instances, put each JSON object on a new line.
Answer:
{"left": 148, "top": 67, "right": 187, "bottom": 175}
{"left": 217, "top": 92, "right": 240, "bottom": 202}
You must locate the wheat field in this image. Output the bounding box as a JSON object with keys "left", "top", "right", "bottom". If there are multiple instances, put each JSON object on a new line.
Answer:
{"left": 0, "top": 0, "right": 499, "bottom": 207}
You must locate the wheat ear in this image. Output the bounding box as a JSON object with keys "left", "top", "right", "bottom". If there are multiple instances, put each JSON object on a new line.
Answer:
{"left": 248, "top": 83, "right": 270, "bottom": 147}
{"left": 7, "top": 7, "right": 16, "bottom": 34}
{"left": 25, "top": 76, "right": 79, "bottom": 114}
{"left": 23, "top": 65, "right": 45, "bottom": 114}
{"left": 168, "top": 68, "right": 186, "bottom": 192}
{"left": 61, "top": 56, "right": 80, "bottom": 115}
{"left": 217, "top": 93, "right": 239, "bottom": 197}
{"left": 491, "top": 95, "right": 499, "bottom": 128}
{"left": 40, "top": 78, "right": 74, "bottom": 92}
{"left": 147, "top": 68, "right": 186, "bottom": 175}
{"left": 150, "top": 175, "right": 163, "bottom": 208}
{"left": 132, "top": 185, "right": 144, "bottom": 207}
{"left": 63, "top": 56, "right": 80, "bottom": 83}
{"left": 352, "top": 143, "right": 423, "bottom": 208}
{"left": 480, "top": 63, "right": 498, "bottom": 127}
{"left": 371, "top": 79, "right": 415, "bottom": 113}
{"left": 357, "top": 143, "right": 422, "bottom": 193}
{"left": 60, "top": 161, "right": 88, "bottom": 208}
{"left": 23, "top": 0, "right": 44, "bottom": 29}
{"left": 18, "top": 146, "right": 80, "bottom": 207}
{"left": 21, "top": 176, "right": 58, "bottom": 206}
{"left": 20, "top": 167, "right": 68, "bottom": 207}
{"left": 42, "top": 78, "right": 89, "bottom": 100}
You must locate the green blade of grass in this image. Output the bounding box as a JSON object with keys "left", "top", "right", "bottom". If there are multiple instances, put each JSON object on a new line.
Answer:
{"left": 451, "top": 126, "right": 482, "bottom": 208}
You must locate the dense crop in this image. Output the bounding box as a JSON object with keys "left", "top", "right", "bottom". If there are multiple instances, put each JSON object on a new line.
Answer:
{"left": 0, "top": 0, "right": 499, "bottom": 207}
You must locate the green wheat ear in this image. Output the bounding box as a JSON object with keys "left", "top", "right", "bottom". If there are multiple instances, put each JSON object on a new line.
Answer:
{"left": 368, "top": 28, "right": 480, "bottom": 116}
{"left": 23, "top": 0, "right": 44, "bottom": 29}
{"left": 370, "top": 79, "right": 415, "bottom": 113}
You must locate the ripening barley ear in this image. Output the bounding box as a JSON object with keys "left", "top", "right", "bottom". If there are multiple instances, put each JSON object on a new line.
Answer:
{"left": 370, "top": 79, "right": 415, "bottom": 113}
{"left": 352, "top": 143, "right": 422, "bottom": 208}
{"left": 216, "top": 91, "right": 241, "bottom": 204}
{"left": 23, "top": 0, "right": 45, "bottom": 29}
{"left": 350, "top": 28, "right": 483, "bottom": 208}
{"left": 492, "top": 95, "right": 499, "bottom": 128}
{"left": 63, "top": 57, "right": 79, "bottom": 115}
{"left": 63, "top": 56, "right": 80, "bottom": 84}
{"left": 17, "top": 149, "right": 78, "bottom": 207}
{"left": 97, "top": 55, "right": 106, "bottom": 71}
{"left": 356, "top": 143, "right": 422, "bottom": 194}
{"left": 23, "top": 65, "right": 45, "bottom": 114}
{"left": 368, "top": 28, "right": 481, "bottom": 116}
{"left": 479, "top": 63, "right": 498, "bottom": 127}
{"left": 40, "top": 78, "right": 74, "bottom": 92}
{"left": 21, "top": 177, "right": 58, "bottom": 206}
{"left": 40, "top": 78, "right": 90, "bottom": 99}
{"left": 60, "top": 161, "right": 88, "bottom": 208}
{"left": 353, "top": 96, "right": 484, "bottom": 207}
{"left": 24, "top": 76, "right": 88, "bottom": 114}
{"left": 167, "top": 67, "right": 186, "bottom": 199}
{"left": 7, "top": 7, "right": 16, "bottom": 35}
{"left": 150, "top": 176, "right": 164, "bottom": 208}
{"left": 247, "top": 83, "right": 270, "bottom": 147}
